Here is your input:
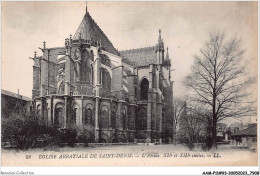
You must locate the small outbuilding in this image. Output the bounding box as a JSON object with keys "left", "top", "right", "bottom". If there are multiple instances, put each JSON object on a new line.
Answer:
{"left": 232, "top": 124, "right": 257, "bottom": 148}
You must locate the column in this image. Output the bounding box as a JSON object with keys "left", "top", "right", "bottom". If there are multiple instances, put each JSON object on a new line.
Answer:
{"left": 40, "top": 97, "right": 45, "bottom": 121}
{"left": 39, "top": 57, "right": 43, "bottom": 97}
{"left": 147, "top": 102, "right": 152, "bottom": 143}
{"left": 158, "top": 103, "right": 163, "bottom": 144}
{"left": 152, "top": 93, "right": 157, "bottom": 140}
{"left": 51, "top": 97, "right": 55, "bottom": 124}
{"left": 65, "top": 49, "right": 71, "bottom": 96}
{"left": 95, "top": 98, "right": 99, "bottom": 142}
{"left": 47, "top": 100, "right": 51, "bottom": 126}
{"left": 109, "top": 103, "right": 112, "bottom": 129}
{"left": 126, "top": 106, "right": 128, "bottom": 130}
{"left": 80, "top": 98, "right": 83, "bottom": 126}
{"left": 115, "top": 101, "right": 122, "bottom": 142}
{"left": 91, "top": 47, "right": 101, "bottom": 142}
{"left": 117, "top": 102, "right": 122, "bottom": 130}
{"left": 146, "top": 65, "right": 153, "bottom": 143}
{"left": 64, "top": 96, "right": 68, "bottom": 128}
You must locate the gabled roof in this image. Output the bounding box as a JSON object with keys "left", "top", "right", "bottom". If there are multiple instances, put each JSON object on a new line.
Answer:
{"left": 120, "top": 46, "right": 157, "bottom": 67}
{"left": 73, "top": 11, "right": 119, "bottom": 56}
{"left": 232, "top": 124, "right": 257, "bottom": 137}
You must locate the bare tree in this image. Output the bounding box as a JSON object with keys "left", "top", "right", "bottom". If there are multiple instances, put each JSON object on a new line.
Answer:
{"left": 185, "top": 32, "right": 256, "bottom": 148}
{"left": 172, "top": 97, "right": 186, "bottom": 144}
{"left": 178, "top": 101, "right": 208, "bottom": 143}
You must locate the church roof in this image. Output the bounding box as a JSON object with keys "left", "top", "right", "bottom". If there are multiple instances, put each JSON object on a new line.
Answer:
{"left": 73, "top": 11, "right": 119, "bottom": 56}
{"left": 120, "top": 46, "right": 157, "bottom": 66}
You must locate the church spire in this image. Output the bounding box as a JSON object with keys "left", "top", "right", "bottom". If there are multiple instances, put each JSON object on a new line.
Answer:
{"left": 157, "top": 29, "right": 164, "bottom": 50}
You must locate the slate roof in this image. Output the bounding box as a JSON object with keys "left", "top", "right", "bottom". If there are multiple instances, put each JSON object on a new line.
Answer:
{"left": 73, "top": 12, "right": 119, "bottom": 56}
{"left": 232, "top": 124, "right": 257, "bottom": 137}
{"left": 120, "top": 46, "right": 157, "bottom": 67}
{"left": 1, "top": 89, "right": 31, "bottom": 101}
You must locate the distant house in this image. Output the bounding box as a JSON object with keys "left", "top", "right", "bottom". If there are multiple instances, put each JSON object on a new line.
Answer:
{"left": 225, "top": 122, "right": 244, "bottom": 141}
{"left": 1, "top": 89, "right": 32, "bottom": 116}
{"left": 231, "top": 123, "right": 257, "bottom": 148}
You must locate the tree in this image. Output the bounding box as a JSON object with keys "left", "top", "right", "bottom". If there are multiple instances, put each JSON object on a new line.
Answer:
{"left": 2, "top": 102, "right": 62, "bottom": 149}
{"left": 178, "top": 101, "right": 208, "bottom": 144}
{"left": 172, "top": 97, "right": 186, "bottom": 144}
{"left": 185, "top": 32, "right": 256, "bottom": 148}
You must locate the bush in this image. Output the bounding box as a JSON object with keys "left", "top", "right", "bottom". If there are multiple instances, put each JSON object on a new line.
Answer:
{"left": 58, "top": 128, "right": 77, "bottom": 147}
{"left": 2, "top": 106, "right": 97, "bottom": 149}
{"left": 180, "top": 138, "right": 195, "bottom": 151}
{"left": 76, "top": 125, "right": 95, "bottom": 143}
{"left": 202, "top": 136, "right": 212, "bottom": 151}
{"left": 2, "top": 111, "right": 60, "bottom": 150}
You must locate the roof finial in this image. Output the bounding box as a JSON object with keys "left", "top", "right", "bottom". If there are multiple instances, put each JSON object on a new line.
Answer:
{"left": 166, "top": 46, "right": 169, "bottom": 60}
{"left": 69, "top": 34, "right": 72, "bottom": 44}
{"left": 158, "top": 29, "right": 162, "bottom": 43}
{"left": 99, "top": 39, "right": 102, "bottom": 47}
{"left": 65, "top": 38, "right": 68, "bottom": 48}
{"left": 43, "top": 41, "right": 46, "bottom": 49}
{"left": 34, "top": 51, "right": 37, "bottom": 58}
{"left": 85, "top": 1, "right": 88, "bottom": 12}
{"left": 65, "top": 38, "right": 70, "bottom": 55}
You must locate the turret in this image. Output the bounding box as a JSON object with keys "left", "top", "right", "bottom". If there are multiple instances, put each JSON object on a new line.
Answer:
{"left": 164, "top": 47, "right": 171, "bottom": 70}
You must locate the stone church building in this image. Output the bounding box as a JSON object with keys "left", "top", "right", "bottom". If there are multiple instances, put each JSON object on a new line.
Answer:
{"left": 31, "top": 7, "right": 173, "bottom": 143}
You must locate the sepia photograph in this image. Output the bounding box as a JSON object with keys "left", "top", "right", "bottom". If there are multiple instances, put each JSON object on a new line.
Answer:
{"left": 1, "top": 0, "right": 258, "bottom": 172}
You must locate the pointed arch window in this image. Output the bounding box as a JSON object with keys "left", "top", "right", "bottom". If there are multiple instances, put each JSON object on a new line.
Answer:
{"left": 90, "top": 65, "right": 93, "bottom": 84}
{"left": 140, "top": 78, "right": 149, "bottom": 100}
{"left": 100, "top": 105, "right": 109, "bottom": 129}
{"left": 85, "top": 108, "right": 93, "bottom": 125}
{"left": 90, "top": 50, "right": 94, "bottom": 62}
{"left": 54, "top": 108, "right": 62, "bottom": 127}
{"left": 111, "top": 105, "right": 116, "bottom": 129}
{"left": 54, "top": 103, "right": 64, "bottom": 127}
{"left": 86, "top": 67, "right": 90, "bottom": 83}
{"left": 71, "top": 104, "right": 79, "bottom": 125}
{"left": 100, "top": 68, "right": 111, "bottom": 92}
{"left": 36, "top": 104, "right": 41, "bottom": 117}
{"left": 122, "top": 108, "right": 127, "bottom": 130}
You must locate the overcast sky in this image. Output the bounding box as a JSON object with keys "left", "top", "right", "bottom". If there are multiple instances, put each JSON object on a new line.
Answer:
{"left": 2, "top": 2, "right": 258, "bottom": 123}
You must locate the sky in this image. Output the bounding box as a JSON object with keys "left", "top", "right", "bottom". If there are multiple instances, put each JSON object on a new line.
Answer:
{"left": 1, "top": 2, "right": 258, "bottom": 123}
